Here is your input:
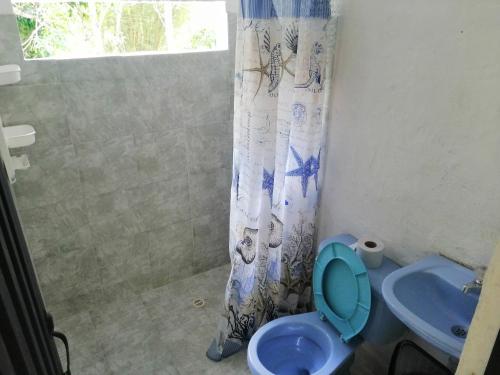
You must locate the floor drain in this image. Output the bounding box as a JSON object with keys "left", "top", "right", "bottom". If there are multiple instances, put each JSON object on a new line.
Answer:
{"left": 192, "top": 298, "right": 206, "bottom": 308}
{"left": 451, "top": 325, "right": 467, "bottom": 338}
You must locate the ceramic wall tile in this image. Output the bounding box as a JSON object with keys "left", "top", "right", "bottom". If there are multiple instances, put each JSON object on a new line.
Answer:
{"left": 0, "top": 10, "right": 236, "bottom": 315}
{"left": 34, "top": 246, "right": 102, "bottom": 305}
{"left": 63, "top": 80, "right": 130, "bottom": 118}
{"left": 85, "top": 189, "right": 144, "bottom": 243}
{"left": 188, "top": 167, "right": 231, "bottom": 218}
{"left": 18, "top": 84, "right": 67, "bottom": 121}
{"left": 76, "top": 136, "right": 139, "bottom": 196}
{"left": 0, "top": 15, "right": 23, "bottom": 64}
{"left": 96, "top": 233, "right": 152, "bottom": 290}
{"left": 124, "top": 177, "right": 190, "bottom": 231}
{"left": 58, "top": 56, "right": 139, "bottom": 83}
{"left": 18, "top": 198, "right": 91, "bottom": 260}
{"left": 0, "top": 85, "right": 37, "bottom": 124}
{"left": 186, "top": 120, "right": 232, "bottom": 173}
{"left": 192, "top": 212, "right": 230, "bottom": 273}
{"left": 147, "top": 220, "right": 195, "bottom": 288}
{"left": 13, "top": 167, "right": 82, "bottom": 210}
{"left": 134, "top": 128, "right": 188, "bottom": 183}
{"left": 25, "top": 116, "right": 72, "bottom": 148}
{"left": 19, "top": 60, "right": 62, "bottom": 85}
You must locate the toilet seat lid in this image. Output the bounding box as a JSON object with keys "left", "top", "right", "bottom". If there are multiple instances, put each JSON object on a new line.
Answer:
{"left": 313, "top": 241, "right": 371, "bottom": 342}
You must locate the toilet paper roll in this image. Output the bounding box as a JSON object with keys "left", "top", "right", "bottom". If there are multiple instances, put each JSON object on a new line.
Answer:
{"left": 356, "top": 238, "right": 384, "bottom": 269}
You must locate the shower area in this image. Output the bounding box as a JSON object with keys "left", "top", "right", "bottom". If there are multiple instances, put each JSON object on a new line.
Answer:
{"left": 0, "top": 2, "right": 246, "bottom": 374}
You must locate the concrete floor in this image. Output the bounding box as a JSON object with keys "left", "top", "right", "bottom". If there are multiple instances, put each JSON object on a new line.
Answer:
{"left": 52, "top": 263, "right": 383, "bottom": 375}
{"left": 54, "top": 264, "right": 249, "bottom": 375}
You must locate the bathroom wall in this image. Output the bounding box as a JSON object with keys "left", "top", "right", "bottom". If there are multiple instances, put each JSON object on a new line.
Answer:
{"left": 318, "top": 0, "right": 500, "bottom": 268}
{"left": 0, "top": 1, "right": 236, "bottom": 315}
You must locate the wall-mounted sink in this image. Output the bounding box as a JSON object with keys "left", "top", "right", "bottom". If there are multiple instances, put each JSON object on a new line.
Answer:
{"left": 382, "top": 255, "right": 479, "bottom": 358}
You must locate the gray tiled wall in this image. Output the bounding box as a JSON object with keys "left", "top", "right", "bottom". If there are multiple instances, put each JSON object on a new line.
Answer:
{"left": 0, "top": 13, "right": 235, "bottom": 314}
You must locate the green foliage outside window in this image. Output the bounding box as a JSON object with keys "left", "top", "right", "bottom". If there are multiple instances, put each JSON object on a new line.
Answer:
{"left": 191, "top": 28, "right": 216, "bottom": 49}
{"left": 13, "top": 1, "right": 226, "bottom": 59}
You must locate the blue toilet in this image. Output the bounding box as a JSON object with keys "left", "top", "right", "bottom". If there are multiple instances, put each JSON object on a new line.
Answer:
{"left": 247, "top": 234, "right": 405, "bottom": 375}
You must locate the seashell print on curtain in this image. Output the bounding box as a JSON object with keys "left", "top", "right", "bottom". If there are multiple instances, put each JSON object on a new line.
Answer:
{"left": 207, "top": 0, "right": 336, "bottom": 360}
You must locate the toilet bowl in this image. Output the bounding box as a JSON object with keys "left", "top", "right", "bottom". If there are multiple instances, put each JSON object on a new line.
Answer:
{"left": 247, "top": 312, "right": 356, "bottom": 375}
{"left": 247, "top": 234, "right": 406, "bottom": 375}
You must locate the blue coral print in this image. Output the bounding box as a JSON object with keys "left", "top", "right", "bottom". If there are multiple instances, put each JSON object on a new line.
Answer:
{"left": 262, "top": 168, "right": 274, "bottom": 204}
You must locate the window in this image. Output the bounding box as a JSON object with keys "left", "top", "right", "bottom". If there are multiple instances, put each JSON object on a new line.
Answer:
{"left": 12, "top": 1, "right": 228, "bottom": 59}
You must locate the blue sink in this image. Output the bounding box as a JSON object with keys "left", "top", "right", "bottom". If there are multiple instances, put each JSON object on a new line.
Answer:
{"left": 382, "top": 255, "right": 479, "bottom": 358}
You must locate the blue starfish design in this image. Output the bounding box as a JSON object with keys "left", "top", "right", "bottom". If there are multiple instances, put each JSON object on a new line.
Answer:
{"left": 285, "top": 146, "right": 321, "bottom": 197}
{"left": 233, "top": 167, "right": 240, "bottom": 199}
{"left": 262, "top": 168, "right": 274, "bottom": 204}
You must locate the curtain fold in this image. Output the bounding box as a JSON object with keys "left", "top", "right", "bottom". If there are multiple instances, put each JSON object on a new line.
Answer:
{"left": 208, "top": 0, "right": 336, "bottom": 360}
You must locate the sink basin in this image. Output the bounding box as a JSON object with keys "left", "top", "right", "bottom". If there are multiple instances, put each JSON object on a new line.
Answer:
{"left": 382, "top": 255, "right": 479, "bottom": 358}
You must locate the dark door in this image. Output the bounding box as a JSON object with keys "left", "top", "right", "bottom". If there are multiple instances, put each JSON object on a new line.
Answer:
{"left": 0, "top": 159, "right": 64, "bottom": 375}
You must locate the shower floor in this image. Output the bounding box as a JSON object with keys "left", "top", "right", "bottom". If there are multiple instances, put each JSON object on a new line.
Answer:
{"left": 52, "top": 263, "right": 379, "bottom": 375}
{"left": 53, "top": 264, "right": 249, "bottom": 375}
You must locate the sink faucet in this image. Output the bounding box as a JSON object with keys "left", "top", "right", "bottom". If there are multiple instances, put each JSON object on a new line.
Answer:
{"left": 462, "top": 266, "right": 487, "bottom": 294}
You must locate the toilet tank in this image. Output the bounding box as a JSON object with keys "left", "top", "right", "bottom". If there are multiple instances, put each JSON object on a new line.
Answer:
{"left": 362, "top": 256, "right": 407, "bottom": 344}
{"left": 321, "top": 234, "right": 406, "bottom": 344}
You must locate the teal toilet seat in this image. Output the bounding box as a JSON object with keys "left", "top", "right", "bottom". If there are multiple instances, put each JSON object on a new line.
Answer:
{"left": 313, "top": 242, "right": 371, "bottom": 342}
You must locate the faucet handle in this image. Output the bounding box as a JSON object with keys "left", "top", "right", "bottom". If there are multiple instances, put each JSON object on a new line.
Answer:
{"left": 473, "top": 266, "right": 487, "bottom": 282}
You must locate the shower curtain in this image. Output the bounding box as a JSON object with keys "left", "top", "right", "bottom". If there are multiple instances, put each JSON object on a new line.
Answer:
{"left": 208, "top": 0, "right": 336, "bottom": 360}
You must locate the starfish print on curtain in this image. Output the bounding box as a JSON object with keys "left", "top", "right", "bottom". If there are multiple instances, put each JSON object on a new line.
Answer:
{"left": 207, "top": 0, "right": 337, "bottom": 361}
{"left": 285, "top": 146, "right": 321, "bottom": 198}
{"left": 243, "top": 22, "right": 298, "bottom": 97}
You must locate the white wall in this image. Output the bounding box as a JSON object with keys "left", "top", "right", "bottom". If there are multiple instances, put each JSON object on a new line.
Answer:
{"left": 319, "top": 0, "right": 500, "bottom": 267}
{"left": 0, "top": 0, "right": 12, "bottom": 15}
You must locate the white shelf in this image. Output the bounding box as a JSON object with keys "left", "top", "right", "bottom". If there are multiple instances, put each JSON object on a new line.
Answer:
{"left": 3, "top": 124, "right": 36, "bottom": 148}
{"left": 0, "top": 120, "right": 35, "bottom": 184}
{"left": 0, "top": 64, "right": 35, "bottom": 183}
{"left": 0, "top": 64, "right": 21, "bottom": 86}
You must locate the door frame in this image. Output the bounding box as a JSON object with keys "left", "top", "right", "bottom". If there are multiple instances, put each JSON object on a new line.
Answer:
{"left": 0, "top": 159, "right": 63, "bottom": 375}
